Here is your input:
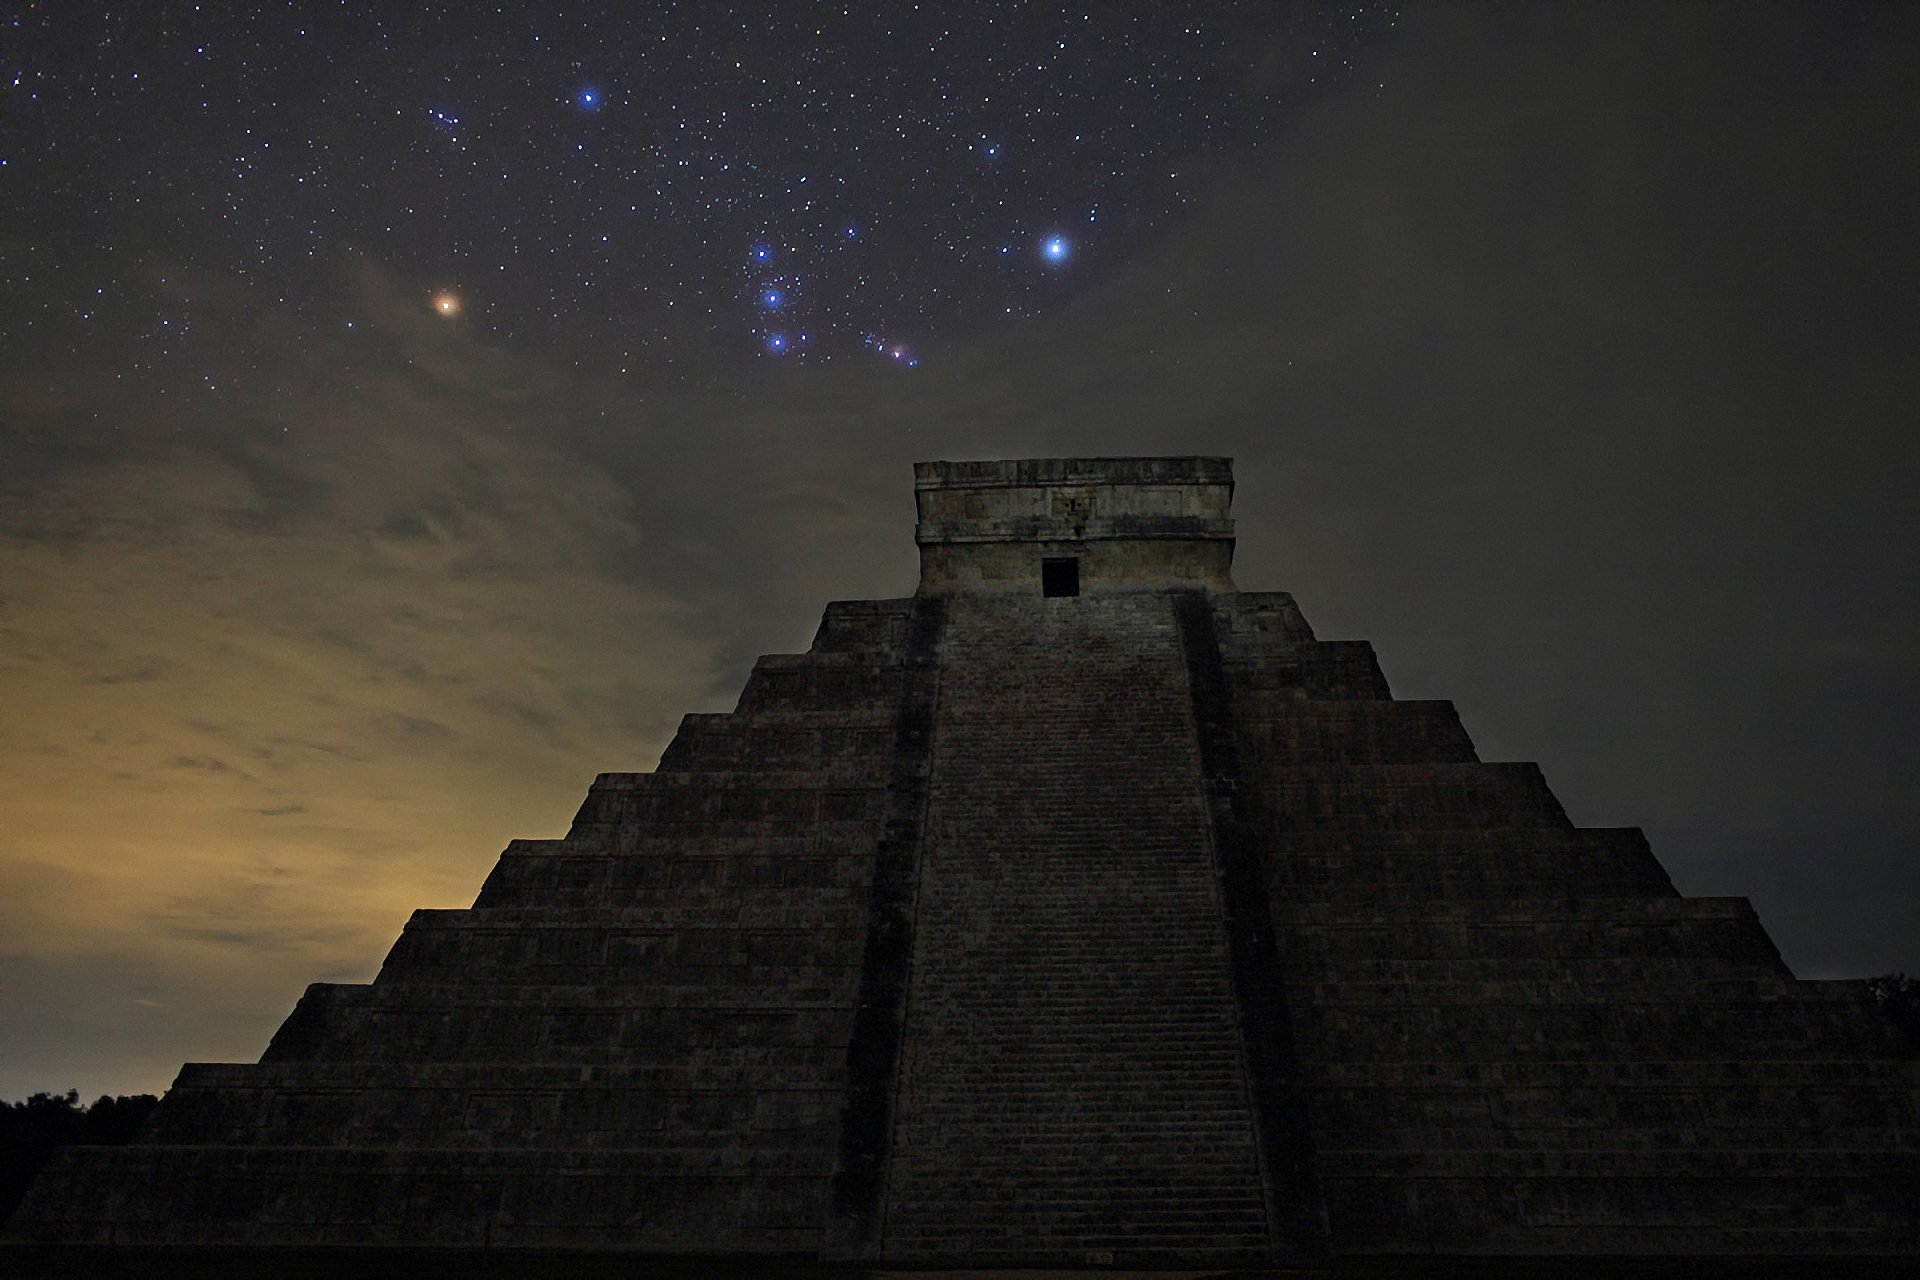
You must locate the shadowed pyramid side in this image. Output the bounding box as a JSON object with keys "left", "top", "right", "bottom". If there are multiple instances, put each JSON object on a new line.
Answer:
{"left": 1208, "top": 590, "right": 1920, "bottom": 1255}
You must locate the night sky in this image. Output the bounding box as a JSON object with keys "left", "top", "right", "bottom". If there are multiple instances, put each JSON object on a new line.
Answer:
{"left": 3, "top": 2, "right": 1916, "bottom": 1102}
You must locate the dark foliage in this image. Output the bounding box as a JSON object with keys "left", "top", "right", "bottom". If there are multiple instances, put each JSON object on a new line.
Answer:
{"left": 1868, "top": 972, "right": 1920, "bottom": 1052}
{"left": 0, "top": 1090, "right": 159, "bottom": 1226}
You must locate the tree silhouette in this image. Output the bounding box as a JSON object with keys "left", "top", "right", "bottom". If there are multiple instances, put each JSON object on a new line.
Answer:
{"left": 0, "top": 1090, "right": 160, "bottom": 1226}
{"left": 1870, "top": 973, "right": 1920, "bottom": 1053}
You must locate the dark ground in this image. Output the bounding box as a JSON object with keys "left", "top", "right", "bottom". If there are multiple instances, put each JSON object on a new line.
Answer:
{"left": 3, "top": 1246, "right": 1919, "bottom": 1280}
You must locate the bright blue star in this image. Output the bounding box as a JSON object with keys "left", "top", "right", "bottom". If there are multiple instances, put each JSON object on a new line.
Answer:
{"left": 761, "top": 289, "right": 783, "bottom": 308}
{"left": 575, "top": 87, "right": 602, "bottom": 111}
{"left": 765, "top": 332, "right": 788, "bottom": 352}
{"left": 752, "top": 244, "right": 773, "bottom": 262}
{"left": 1041, "top": 235, "right": 1070, "bottom": 263}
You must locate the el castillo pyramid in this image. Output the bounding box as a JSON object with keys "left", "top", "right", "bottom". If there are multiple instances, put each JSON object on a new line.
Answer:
{"left": 16, "top": 457, "right": 1919, "bottom": 1267}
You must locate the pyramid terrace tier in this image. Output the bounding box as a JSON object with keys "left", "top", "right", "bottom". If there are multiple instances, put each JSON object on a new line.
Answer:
{"left": 139, "top": 1060, "right": 847, "bottom": 1149}
{"left": 1258, "top": 827, "right": 1681, "bottom": 899}
{"left": 1274, "top": 896, "right": 1792, "bottom": 976}
{"left": 19, "top": 1144, "right": 832, "bottom": 1249}
{"left": 255, "top": 979, "right": 856, "bottom": 1068}
{"left": 1304, "top": 1058, "right": 1920, "bottom": 1150}
{"left": 471, "top": 836, "right": 874, "bottom": 909}
{"left": 1292, "top": 978, "right": 1904, "bottom": 1062}
{"left": 1321, "top": 1144, "right": 1919, "bottom": 1256}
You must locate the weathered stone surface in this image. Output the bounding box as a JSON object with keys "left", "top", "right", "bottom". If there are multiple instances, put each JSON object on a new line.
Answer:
{"left": 15, "top": 456, "right": 1919, "bottom": 1264}
{"left": 866, "top": 592, "right": 1294, "bottom": 1267}
{"left": 914, "top": 456, "right": 1238, "bottom": 595}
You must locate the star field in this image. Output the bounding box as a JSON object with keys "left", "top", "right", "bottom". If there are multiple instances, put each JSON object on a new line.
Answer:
{"left": 2, "top": 1, "right": 1391, "bottom": 376}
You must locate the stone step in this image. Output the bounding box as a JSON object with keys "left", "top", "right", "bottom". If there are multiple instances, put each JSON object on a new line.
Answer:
{"left": 876, "top": 592, "right": 1274, "bottom": 1258}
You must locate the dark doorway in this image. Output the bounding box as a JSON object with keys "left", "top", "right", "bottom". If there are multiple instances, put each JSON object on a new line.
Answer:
{"left": 1042, "top": 556, "right": 1080, "bottom": 597}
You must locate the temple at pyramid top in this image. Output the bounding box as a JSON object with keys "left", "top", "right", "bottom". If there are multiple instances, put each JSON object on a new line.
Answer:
{"left": 914, "top": 455, "right": 1237, "bottom": 595}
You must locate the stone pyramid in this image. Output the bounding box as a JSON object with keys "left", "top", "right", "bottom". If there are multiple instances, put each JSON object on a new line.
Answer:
{"left": 17, "top": 457, "right": 1919, "bottom": 1267}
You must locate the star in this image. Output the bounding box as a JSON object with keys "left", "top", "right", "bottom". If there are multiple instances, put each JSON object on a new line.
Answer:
{"left": 575, "top": 87, "right": 602, "bottom": 111}
{"left": 432, "top": 291, "right": 462, "bottom": 317}
{"left": 1041, "top": 235, "right": 1071, "bottom": 264}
